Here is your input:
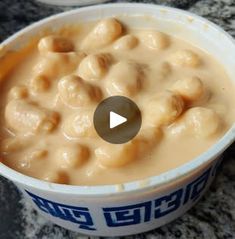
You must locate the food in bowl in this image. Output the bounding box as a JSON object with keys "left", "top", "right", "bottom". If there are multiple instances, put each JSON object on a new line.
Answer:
{"left": 0, "top": 17, "right": 235, "bottom": 186}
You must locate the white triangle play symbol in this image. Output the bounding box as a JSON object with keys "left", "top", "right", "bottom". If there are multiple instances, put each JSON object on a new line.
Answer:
{"left": 109, "top": 111, "right": 127, "bottom": 129}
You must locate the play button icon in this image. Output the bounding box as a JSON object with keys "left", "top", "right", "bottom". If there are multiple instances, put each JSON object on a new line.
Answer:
{"left": 93, "top": 96, "right": 142, "bottom": 144}
{"left": 110, "top": 111, "right": 127, "bottom": 129}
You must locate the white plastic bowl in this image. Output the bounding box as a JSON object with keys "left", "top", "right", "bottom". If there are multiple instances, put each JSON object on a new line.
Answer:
{"left": 0, "top": 3, "right": 235, "bottom": 236}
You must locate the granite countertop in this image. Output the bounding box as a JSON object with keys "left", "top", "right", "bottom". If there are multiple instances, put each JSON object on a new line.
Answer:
{"left": 0, "top": 0, "right": 234, "bottom": 238}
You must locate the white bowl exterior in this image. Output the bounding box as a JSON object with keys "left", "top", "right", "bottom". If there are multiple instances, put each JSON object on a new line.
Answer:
{"left": 0, "top": 3, "right": 235, "bottom": 236}
{"left": 16, "top": 157, "right": 221, "bottom": 236}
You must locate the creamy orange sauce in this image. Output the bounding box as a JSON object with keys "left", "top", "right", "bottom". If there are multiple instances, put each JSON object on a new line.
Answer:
{"left": 0, "top": 18, "right": 234, "bottom": 185}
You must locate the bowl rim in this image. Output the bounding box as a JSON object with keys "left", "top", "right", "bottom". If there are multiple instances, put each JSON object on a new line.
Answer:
{"left": 0, "top": 3, "right": 235, "bottom": 197}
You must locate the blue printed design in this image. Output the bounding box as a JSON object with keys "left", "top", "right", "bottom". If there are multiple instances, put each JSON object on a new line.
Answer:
{"left": 103, "top": 202, "right": 151, "bottom": 227}
{"left": 183, "top": 168, "right": 211, "bottom": 204}
{"left": 25, "top": 191, "right": 96, "bottom": 230}
{"left": 25, "top": 162, "right": 216, "bottom": 230}
{"left": 154, "top": 189, "right": 183, "bottom": 218}
{"left": 103, "top": 166, "right": 212, "bottom": 228}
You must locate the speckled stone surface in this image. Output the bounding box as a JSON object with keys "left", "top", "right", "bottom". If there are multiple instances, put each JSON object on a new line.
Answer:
{"left": 0, "top": 0, "right": 234, "bottom": 238}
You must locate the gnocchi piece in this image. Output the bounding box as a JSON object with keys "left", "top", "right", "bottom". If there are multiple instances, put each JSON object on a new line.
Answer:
{"left": 34, "top": 52, "right": 86, "bottom": 79}
{"left": 113, "top": 35, "right": 138, "bottom": 50}
{"left": 96, "top": 128, "right": 161, "bottom": 169}
{"left": 9, "top": 85, "right": 28, "bottom": 100}
{"left": 62, "top": 110, "right": 95, "bottom": 138}
{"left": 105, "top": 61, "right": 144, "bottom": 96}
{"left": 167, "top": 118, "right": 187, "bottom": 137}
{"left": 30, "top": 75, "right": 50, "bottom": 93}
{"left": 139, "top": 124, "right": 162, "bottom": 140}
{"left": 17, "top": 149, "right": 48, "bottom": 171}
{"left": 185, "top": 107, "right": 222, "bottom": 138}
{"left": 81, "top": 18, "right": 123, "bottom": 49}
{"left": 133, "top": 127, "right": 162, "bottom": 156}
{"left": 5, "top": 100, "right": 60, "bottom": 134}
{"left": 169, "top": 50, "right": 201, "bottom": 67}
{"left": 38, "top": 35, "right": 74, "bottom": 54}
{"left": 146, "top": 91, "right": 184, "bottom": 127}
{"left": 16, "top": 149, "right": 48, "bottom": 172}
{"left": 28, "top": 149, "right": 48, "bottom": 160}
{"left": 140, "top": 31, "right": 170, "bottom": 50}
{"left": 95, "top": 141, "right": 138, "bottom": 168}
{"left": 55, "top": 144, "right": 90, "bottom": 169}
{"left": 58, "top": 75, "right": 102, "bottom": 107}
{"left": 171, "top": 76, "right": 205, "bottom": 102}
{"left": 77, "top": 53, "right": 111, "bottom": 81}
{"left": 42, "top": 171, "right": 70, "bottom": 184}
